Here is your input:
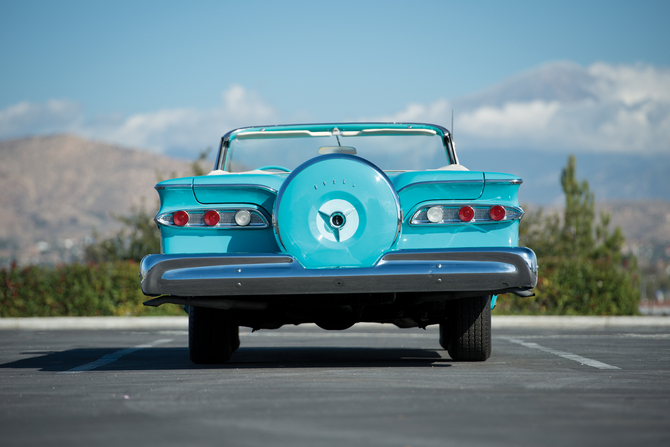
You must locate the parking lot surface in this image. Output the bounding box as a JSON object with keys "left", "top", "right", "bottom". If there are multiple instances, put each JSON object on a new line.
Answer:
{"left": 1, "top": 321, "right": 669, "bottom": 446}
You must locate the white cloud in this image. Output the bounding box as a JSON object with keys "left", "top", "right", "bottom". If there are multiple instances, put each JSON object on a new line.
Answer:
{"left": 0, "top": 99, "right": 82, "bottom": 136}
{"left": 375, "top": 99, "right": 451, "bottom": 124}
{"left": 384, "top": 62, "right": 670, "bottom": 153}
{"left": 0, "top": 85, "right": 277, "bottom": 155}
{"left": 458, "top": 101, "right": 561, "bottom": 139}
{"left": 82, "top": 84, "right": 277, "bottom": 154}
{"left": 589, "top": 62, "right": 670, "bottom": 105}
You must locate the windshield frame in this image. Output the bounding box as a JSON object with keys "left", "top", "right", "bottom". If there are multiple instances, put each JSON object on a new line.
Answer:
{"left": 214, "top": 122, "right": 458, "bottom": 172}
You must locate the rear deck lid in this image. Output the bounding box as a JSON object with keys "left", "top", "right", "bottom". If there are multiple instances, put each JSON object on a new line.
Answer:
{"left": 193, "top": 174, "right": 286, "bottom": 210}
{"left": 391, "top": 171, "right": 485, "bottom": 202}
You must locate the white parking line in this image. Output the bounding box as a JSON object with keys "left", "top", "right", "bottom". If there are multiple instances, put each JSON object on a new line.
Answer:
{"left": 502, "top": 337, "right": 620, "bottom": 370}
{"left": 57, "top": 339, "right": 173, "bottom": 374}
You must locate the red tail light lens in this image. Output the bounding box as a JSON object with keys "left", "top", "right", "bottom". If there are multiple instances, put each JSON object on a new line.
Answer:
{"left": 204, "top": 210, "right": 220, "bottom": 226}
{"left": 173, "top": 210, "right": 189, "bottom": 226}
{"left": 458, "top": 206, "right": 474, "bottom": 222}
{"left": 489, "top": 205, "right": 506, "bottom": 221}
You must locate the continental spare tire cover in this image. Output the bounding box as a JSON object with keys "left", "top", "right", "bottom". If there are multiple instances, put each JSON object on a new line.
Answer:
{"left": 274, "top": 154, "right": 401, "bottom": 269}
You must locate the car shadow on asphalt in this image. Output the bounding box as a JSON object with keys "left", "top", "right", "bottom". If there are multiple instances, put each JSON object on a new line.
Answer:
{"left": 0, "top": 346, "right": 453, "bottom": 372}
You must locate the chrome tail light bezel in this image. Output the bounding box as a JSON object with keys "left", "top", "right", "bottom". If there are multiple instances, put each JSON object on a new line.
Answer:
{"left": 410, "top": 204, "right": 524, "bottom": 225}
{"left": 156, "top": 208, "right": 270, "bottom": 229}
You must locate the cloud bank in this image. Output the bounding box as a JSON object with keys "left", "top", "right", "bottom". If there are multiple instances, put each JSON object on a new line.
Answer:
{"left": 0, "top": 85, "right": 277, "bottom": 157}
{"left": 384, "top": 61, "right": 670, "bottom": 153}
{"left": 1, "top": 62, "right": 668, "bottom": 155}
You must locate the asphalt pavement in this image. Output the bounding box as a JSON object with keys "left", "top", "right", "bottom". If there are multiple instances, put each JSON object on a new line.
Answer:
{"left": 1, "top": 319, "right": 669, "bottom": 447}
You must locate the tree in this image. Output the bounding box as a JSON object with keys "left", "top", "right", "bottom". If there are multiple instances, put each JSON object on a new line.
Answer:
{"left": 560, "top": 155, "right": 595, "bottom": 255}
{"left": 497, "top": 155, "right": 639, "bottom": 315}
{"left": 84, "top": 199, "right": 160, "bottom": 263}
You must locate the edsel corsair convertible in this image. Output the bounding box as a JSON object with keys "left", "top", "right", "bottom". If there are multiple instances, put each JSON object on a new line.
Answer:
{"left": 140, "top": 123, "right": 537, "bottom": 364}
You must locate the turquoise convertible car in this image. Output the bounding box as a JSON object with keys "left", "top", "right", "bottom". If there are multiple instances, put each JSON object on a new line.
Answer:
{"left": 140, "top": 123, "right": 537, "bottom": 364}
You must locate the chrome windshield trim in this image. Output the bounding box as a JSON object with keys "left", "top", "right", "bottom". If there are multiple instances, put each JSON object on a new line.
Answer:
{"left": 222, "top": 122, "right": 447, "bottom": 138}
{"left": 215, "top": 136, "right": 227, "bottom": 171}
{"left": 444, "top": 133, "right": 458, "bottom": 166}
{"left": 218, "top": 122, "right": 457, "bottom": 170}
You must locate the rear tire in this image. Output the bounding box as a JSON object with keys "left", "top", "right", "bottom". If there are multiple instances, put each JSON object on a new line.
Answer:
{"left": 189, "top": 306, "right": 233, "bottom": 364}
{"left": 439, "top": 295, "right": 492, "bottom": 361}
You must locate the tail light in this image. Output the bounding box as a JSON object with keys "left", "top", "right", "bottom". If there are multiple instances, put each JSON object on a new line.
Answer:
{"left": 173, "top": 210, "right": 189, "bottom": 226}
{"left": 458, "top": 206, "right": 474, "bottom": 222}
{"left": 426, "top": 206, "right": 443, "bottom": 223}
{"left": 489, "top": 205, "right": 506, "bottom": 221}
{"left": 234, "top": 210, "right": 252, "bottom": 226}
{"left": 410, "top": 204, "right": 523, "bottom": 225}
{"left": 204, "top": 210, "right": 220, "bottom": 226}
{"left": 156, "top": 208, "right": 270, "bottom": 228}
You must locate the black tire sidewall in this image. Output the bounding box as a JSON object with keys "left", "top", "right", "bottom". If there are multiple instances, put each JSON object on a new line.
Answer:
{"left": 443, "top": 295, "right": 492, "bottom": 361}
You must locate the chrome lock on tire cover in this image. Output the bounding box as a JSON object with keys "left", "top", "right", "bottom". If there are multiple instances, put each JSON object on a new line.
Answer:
{"left": 274, "top": 154, "right": 401, "bottom": 268}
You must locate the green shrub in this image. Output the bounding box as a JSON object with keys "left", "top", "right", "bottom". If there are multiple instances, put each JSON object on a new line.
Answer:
{"left": 84, "top": 200, "right": 161, "bottom": 264}
{"left": 1, "top": 261, "right": 182, "bottom": 317}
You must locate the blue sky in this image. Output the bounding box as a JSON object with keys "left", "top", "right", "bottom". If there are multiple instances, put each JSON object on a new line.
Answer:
{"left": 1, "top": 0, "right": 669, "bottom": 157}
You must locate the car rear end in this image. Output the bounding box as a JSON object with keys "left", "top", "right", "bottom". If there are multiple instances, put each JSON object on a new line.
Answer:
{"left": 140, "top": 123, "right": 537, "bottom": 363}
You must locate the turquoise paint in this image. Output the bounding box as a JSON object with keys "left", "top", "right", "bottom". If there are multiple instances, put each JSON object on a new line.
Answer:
{"left": 396, "top": 220, "right": 519, "bottom": 250}
{"left": 161, "top": 226, "right": 279, "bottom": 254}
{"left": 491, "top": 295, "right": 498, "bottom": 309}
{"left": 392, "top": 170, "right": 484, "bottom": 192}
{"left": 192, "top": 174, "right": 285, "bottom": 211}
{"left": 193, "top": 173, "right": 286, "bottom": 190}
{"left": 156, "top": 185, "right": 199, "bottom": 210}
{"left": 156, "top": 177, "right": 194, "bottom": 187}
{"left": 275, "top": 154, "right": 400, "bottom": 269}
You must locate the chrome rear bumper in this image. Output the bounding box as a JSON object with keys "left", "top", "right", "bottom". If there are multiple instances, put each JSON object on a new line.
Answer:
{"left": 140, "top": 248, "right": 537, "bottom": 298}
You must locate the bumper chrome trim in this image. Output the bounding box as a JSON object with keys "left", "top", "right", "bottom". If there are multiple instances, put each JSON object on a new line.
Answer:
{"left": 140, "top": 248, "right": 537, "bottom": 298}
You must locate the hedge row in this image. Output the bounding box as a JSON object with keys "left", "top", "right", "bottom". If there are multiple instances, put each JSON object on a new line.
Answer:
{"left": 0, "top": 257, "right": 639, "bottom": 317}
{"left": 1, "top": 261, "right": 183, "bottom": 317}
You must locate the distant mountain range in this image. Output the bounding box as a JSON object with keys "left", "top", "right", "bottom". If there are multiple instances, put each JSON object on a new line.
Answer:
{"left": 448, "top": 61, "right": 670, "bottom": 155}
{"left": 0, "top": 134, "right": 191, "bottom": 265}
{"left": 453, "top": 61, "right": 601, "bottom": 110}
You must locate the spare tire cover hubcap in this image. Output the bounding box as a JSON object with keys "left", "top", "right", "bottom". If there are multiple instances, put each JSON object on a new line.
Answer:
{"left": 318, "top": 199, "right": 357, "bottom": 242}
{"left": 275, "top": 154, "right": 401, "bottom": 269}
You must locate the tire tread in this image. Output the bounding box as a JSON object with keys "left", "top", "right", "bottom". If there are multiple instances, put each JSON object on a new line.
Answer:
{"left": 441, "top": 296, "right": 491, "bottom": 361}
